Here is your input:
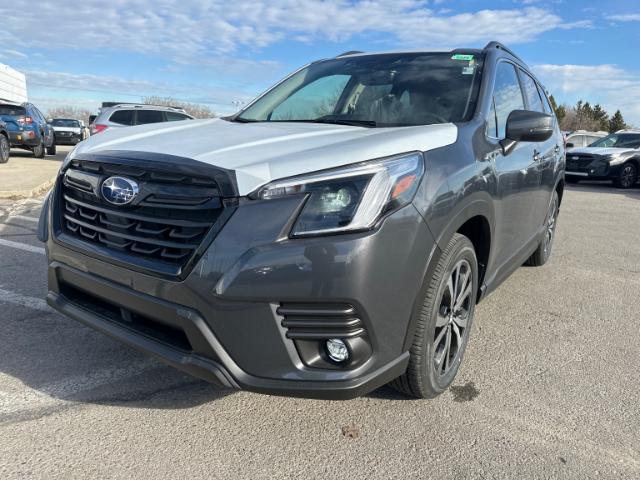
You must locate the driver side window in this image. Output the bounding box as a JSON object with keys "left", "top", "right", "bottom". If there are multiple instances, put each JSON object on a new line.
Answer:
{"left": 488, "top": 62, "right": 525, "bottom": 139}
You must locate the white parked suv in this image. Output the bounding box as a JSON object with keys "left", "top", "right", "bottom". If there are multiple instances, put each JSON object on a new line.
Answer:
{"left": 89, "top": 104, "right": 194, "bottom": 135}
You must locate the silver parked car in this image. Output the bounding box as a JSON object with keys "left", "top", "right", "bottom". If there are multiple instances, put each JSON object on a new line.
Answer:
{"left": 89, "top": 104, "right": 194, "bottom": 135}
{"left": 565, "top": 130, "right": 607, "bottom": 148}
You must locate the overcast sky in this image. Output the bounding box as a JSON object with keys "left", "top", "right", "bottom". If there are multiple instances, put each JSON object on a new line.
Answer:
{"left": 1, "top": 0, "right": 639, "bottom": 124}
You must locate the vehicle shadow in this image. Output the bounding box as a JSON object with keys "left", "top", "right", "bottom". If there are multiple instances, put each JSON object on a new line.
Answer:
{"left": 566, "top": 180, "right": 640, "bottom": 200}
{"left": 0, "top": 306, "right": 234, "bottom": 417}
{"left": 9, "top": 148, "right": 66, "bottom": 162}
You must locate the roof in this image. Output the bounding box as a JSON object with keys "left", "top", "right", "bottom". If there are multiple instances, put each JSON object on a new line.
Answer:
{"left": 104, "top": 103, "right": 187, "bottom": 113}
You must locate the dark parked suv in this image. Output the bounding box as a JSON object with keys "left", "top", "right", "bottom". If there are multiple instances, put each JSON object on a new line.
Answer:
{"left": 40, "top": 42, "right": 564, "bottom": 399}
{"left": 0, "top": 101, "right": 56, "bottom": 157}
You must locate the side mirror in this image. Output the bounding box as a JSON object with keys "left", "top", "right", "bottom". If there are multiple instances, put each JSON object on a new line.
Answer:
{"left": 47, "top": 118, "right": 53, "bottom": 124}
{"left": 501, "top": 110, "right": 554, "bottom": 154}
{"left": 566, "top": 142, "right": 575, "bottom": 149}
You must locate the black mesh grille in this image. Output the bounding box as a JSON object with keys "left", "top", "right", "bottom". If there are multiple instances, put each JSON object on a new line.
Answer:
{"left": 58, "top": 159, "right": 226, "bottom": 270}
{"left": 567, "top": 154, "right": 596, "bottom": 172}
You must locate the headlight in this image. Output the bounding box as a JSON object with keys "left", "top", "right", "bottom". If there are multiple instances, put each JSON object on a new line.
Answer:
{"left": 606, "top": 153, "right": 625, "bottom": 165}
{"left": 255, "top": 152, "right": 424, "bottom": 237}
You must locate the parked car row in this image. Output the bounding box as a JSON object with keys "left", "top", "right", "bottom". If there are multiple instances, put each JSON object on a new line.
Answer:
{"left": 0, "top": 99, "right": 196, "bottom": 161}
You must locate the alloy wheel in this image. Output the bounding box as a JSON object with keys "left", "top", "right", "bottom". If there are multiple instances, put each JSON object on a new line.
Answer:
{"left": 620, "top": 164, "right": 636, "bottom": 189}
{"left": 543, "top": 196, "right": 558, "bottom": 256}
{"left": 433, "top": 259, "right": 473, "bottom": 377}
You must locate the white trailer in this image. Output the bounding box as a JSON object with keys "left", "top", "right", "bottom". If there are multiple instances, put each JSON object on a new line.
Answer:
{"left": 0, "top": 63, "right": 27, "bottom": 103}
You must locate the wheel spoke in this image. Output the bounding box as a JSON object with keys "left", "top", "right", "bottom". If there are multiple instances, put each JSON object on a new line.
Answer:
{"left": 454, "top": 279, "right": 472, "bottom": 311}
{"left": 443, "top": 325, "right": 452, "bottom": 372}
{"left": 446, "top": 275, "right": 455, "bottom": 310}
{"left": 451, "top": 322, "right": 462, "bottom": 356}
{"left": 433, "top": 325, "right": 447, "bottom": 348}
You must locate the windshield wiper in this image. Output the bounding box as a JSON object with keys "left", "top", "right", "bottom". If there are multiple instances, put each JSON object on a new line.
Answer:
{"left": 278, "top": 118, "right": 377, "bottom": 128}
{"left": 225, "top": 116, "right": 259, "bottom": 123}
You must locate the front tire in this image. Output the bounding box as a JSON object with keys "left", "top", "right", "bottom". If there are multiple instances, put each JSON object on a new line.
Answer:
{"left": 614, "top": 162, "right": 637, "bottom": 189}
{"left": 0, "top": 134, "right": 9, "bottom": 163}
{"left": 391, "top": 233, "right": 478, "bottom": 399}
{"left": 526, "top": 190, "right": 559, "bottom": 267}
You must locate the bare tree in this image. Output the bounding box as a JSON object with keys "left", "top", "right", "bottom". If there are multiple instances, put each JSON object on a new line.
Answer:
{"left": 46, "top": 106, "right": 93, "bottom": 124}
{"left": 143, "top": 96, "right": 216, "bottom": 119}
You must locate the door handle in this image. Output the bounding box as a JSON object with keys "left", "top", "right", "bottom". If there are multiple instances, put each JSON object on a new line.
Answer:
{"left": 533, "top": 150, "right": 541, "bottom": 162}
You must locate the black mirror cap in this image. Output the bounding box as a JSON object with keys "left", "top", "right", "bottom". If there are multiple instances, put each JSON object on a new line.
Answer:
{"left": 566, "top": 142, "right": 575, "bottom": 148}
{"left": 505, "top": 110, "right": 554, "bottom": 143}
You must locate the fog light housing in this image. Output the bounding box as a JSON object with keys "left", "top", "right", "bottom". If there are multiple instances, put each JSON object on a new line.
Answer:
{"left": 325, "top": 338, "right": 349, "bottom": 363}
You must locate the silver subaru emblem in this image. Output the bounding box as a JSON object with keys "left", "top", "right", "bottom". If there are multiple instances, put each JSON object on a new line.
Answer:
{"left": 101, "top": 176, "right": 139, "bottom": 205}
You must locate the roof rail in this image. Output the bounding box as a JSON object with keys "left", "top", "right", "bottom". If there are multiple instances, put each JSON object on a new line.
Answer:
{"left": 336, "top": 50, "right": 364, "bottom": 57}
{"left": 483, "top": 41, "right": 524, "bottom": 63}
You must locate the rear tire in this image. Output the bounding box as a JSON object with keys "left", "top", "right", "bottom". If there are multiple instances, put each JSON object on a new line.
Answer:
{"left": 33, "top": 139, "right": 45, "bottom": 158}
{"left": 390, "top": 233, "right": 478, "bottom": 399}
{"left": 613, "top": 162, "right": 637, "bottom": 189}
{"left": 526, "top": 191, "right": 559, "bottom": 267}
{"left": 0, "top": 134, "right": 9, "bottom": 163}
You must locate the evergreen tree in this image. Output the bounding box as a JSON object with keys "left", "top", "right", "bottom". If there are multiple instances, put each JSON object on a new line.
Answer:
{"left": 608, "top": 110, "right": 627, "bottom": 132}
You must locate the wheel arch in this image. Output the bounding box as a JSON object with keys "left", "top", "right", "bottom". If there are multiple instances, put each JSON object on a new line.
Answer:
{"left": 402, "top": 199, "right": 494, "bottom": 351}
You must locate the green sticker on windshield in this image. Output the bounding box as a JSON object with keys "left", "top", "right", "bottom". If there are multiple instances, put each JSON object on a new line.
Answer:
{"left": 451, "top": 54, "right": 474, "bottom": 61}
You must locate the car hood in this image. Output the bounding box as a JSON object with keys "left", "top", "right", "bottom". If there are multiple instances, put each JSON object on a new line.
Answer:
{"left": 567, "top": 147, "right": 635, "bottom": 156}
{"left": 53, "top": 126, "right": 81, "bottom": 133}
{"left": 73, "top": 118, "right": 458, "bottom": 195}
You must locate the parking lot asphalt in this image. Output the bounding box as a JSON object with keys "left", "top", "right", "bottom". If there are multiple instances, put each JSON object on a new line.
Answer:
{"left": 0, "top": 183, "right": 638, "bottom": 479}
{"left": 0, "top": 146, "right": 70, "bottom": 199}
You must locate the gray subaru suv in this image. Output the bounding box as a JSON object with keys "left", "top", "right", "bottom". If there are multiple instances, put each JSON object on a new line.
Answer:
{"left": 39, "top": 41, "right": 564, "bottom": 399}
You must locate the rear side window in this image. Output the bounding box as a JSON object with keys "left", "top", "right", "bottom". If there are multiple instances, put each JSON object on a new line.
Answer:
{"left": 519, "top": 71, "right": 544, "bottom": 113}
{"left": 136, "top": 110, "right": 164, "bottom": 125}
{"left": 109, "top": 110, "right": 134, "bottom": 125}
{"left": 568, "top": 135, "right": 584, "bottom": 147}
{"left": 490, "top": 62, "right": 525, "bottom": 139}
{"left": 165, "top": 111, "right": 191, "bottom": 121}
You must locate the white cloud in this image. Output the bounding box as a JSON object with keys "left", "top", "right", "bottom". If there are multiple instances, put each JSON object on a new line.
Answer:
{"left": 0, "top": 1, "right": 590, "bottom": 64}
{"left": 533, "top": 64, "right": 640, "bottom": 126}
{"left": 606, "top": 13, "right": 640, "bottom": 22}
{"left": 0, "top": 49, "right": 27, "bottom": 60}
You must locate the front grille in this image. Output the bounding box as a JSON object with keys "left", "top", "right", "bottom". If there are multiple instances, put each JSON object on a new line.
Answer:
{"left": 277, "top": 303, "right": 365, "bottom": 340}
{"left": 58, "top": 159, "right": 227, "bottom": 274}
{"left": 59, "top": 280, "right": 193, "bottom": 352}
{"left": 567, "top": 154, "right": 596, "bottom": 172}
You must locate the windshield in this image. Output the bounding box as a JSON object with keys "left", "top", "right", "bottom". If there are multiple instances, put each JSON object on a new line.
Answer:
{"left": 590, "top": 133, "right": 640, "bottom": 148}
{"left": 236, "top": 52, "right": 483, "bottom": 127}
{"left": 51, "top": 119, "right": 80, "bottom": 127}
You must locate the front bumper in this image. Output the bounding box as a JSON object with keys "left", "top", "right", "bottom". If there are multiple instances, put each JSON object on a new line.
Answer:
{"left": 54, "top": 132, "right": 82, "bottom": 144}
{"left": 43, "top": 188, "right": 435, "bottom": 399}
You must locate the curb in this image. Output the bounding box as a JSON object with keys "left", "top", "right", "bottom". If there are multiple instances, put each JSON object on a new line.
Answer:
{"left": 0, "top": 176, "right": 56, "bottom": 200}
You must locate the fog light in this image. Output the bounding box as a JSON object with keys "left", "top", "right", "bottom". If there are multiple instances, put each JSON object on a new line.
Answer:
{"left": 326, "top": 338, "right": 349, "bottom": 363}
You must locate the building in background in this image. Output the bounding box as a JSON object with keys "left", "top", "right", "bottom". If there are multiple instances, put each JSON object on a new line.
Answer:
{"left": 0, "top": 63, "right": 27, "bottom": 103}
